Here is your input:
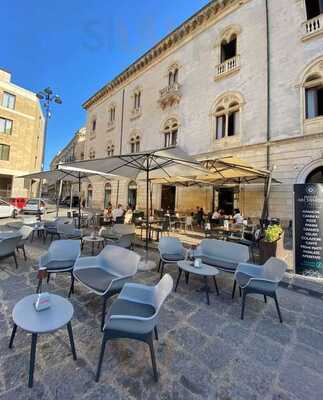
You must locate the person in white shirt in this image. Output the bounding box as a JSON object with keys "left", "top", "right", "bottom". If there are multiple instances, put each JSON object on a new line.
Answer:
{"left": 212, "top": 209, "right": 221, "bottom": 220}
{"left": 112, "top": 204, "right": 124, "bottom": 222}
{"left": 233, "top": 208, "right": 244, "bottom": 224}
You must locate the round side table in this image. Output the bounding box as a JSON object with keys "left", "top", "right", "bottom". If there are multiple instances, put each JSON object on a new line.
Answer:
{"left": 9, "top": 294, "right": 77, "bottom": 388}
{"left": 82, "top": 236, "right": 105, "bottom": 255}
{"left": 176, "top": 260, "right": 220, "bottom": 305}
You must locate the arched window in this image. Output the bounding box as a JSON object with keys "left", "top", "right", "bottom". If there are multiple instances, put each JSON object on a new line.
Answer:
{"left": 108, "top": 104, "right": 116, "bottom": 126}
{"left": 133, "top": 89, "right": 142, "bottom": 110}
{"left": 91, "top": 118, "right": 96, "bottom": 133}
{"left": 221, "top": 34, "right": 237, "bottom": 63}
{"left": 168, "top": 64, "right": 180, "bottom": 87}
{"left": 304, "top": 74, "right": 323, "bottom": 119}
{"left": 107, "top": 144, "right": 115, "bottom": 157}
{"left": 89, "top": 148, "right": 95, "bottom": 160}
{"left": 130, "top": 135, "right": 140, "bottom": 153}
{"left": 211, "top": 93, "right": 242, "bottom": 140}
{"left": 163, "top": 118, "right": 178, "bottom": 147}
{"left": 87, "top": 184, "right": 93, "bottom": 207}
{"left": 305, "top": 0, "right": 323, "bottom": 20}
{"left": 104, "top": 182, "right": 112, "bottom": 208}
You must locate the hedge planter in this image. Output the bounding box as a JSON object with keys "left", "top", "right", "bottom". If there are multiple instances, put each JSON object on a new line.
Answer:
{"left": 259, "top": 231, "right": 286, "bottom": 263}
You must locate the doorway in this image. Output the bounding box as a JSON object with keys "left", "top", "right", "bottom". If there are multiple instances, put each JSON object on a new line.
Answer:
{"left": 218, "top": 188, "right": 234, "bottom": 215}
{"left": 128, "top": 181, "right": 137, "bottom": 210}
{"left": 104, "top": 183, "right": 112, "bottom": 208}
{"left": 161, "top": 185, "right": 176, "bottom": 212}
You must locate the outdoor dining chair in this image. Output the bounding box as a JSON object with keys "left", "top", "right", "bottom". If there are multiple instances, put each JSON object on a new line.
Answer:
{"left": 0, "top": 235, "right": 22, "bottom": 269}
{"left": 73, "top": 245, "right": 140, "bottom": 331}
{"left": 57, "top": 223, "right": 83, "bottom": 240}
{"left": 96, "top": 273, "right": 173, "bottom": 383}
{"left": 16, "top": 225, "right": 34, "bottom": 260}
{"left": 158, "top": 237, "right": 187, "bottom": 279}
{"left": 36, "top": 239, "right": 81, "bottom": 297}
{"left": 234, "top": 257, "right": 288, "bottom": 322}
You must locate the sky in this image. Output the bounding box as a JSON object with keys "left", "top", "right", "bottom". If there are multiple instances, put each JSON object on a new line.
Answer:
{"left": 2, "top": 0, "right": 210, "bottom": 168}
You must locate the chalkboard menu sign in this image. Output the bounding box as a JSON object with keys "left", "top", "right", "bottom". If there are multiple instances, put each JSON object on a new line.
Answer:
{"left": 294, "top": 184, "right": 323, "bottom": 278}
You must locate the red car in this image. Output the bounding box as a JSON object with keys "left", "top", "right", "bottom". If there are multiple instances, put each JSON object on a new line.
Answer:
{"left": 9, "top": 197, "right": 28, "bottom": 209}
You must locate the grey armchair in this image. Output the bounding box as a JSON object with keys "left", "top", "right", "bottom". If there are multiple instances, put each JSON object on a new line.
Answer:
{"left": 44, "top": 218, "right": 72, "bottom": 242}
{"left": 36, "top": 240, "right": 81, "bottom": 297}
{"left": 16, "top": 225, "right": 34, "bottom": 260}
{"left": 158, "top": 237, "right": 187, "bottom": 279}
{"left": 57, "top": 223, "right": 83, "bottom": 240}
{"left": 73, "top": 245, "right": 140, "bottom": 331}
{"left": 196, "top": 239, "right": 250, "bottom": 298}
{"left": 234, "top": 257, "right": 288, "bottom": 322}
{"left": 0, "top": 235, "right": 22, "bottom": 269}
{"left": 99, "top": 224, "right": 136, "bottom": 249}
{"left": 96, "top": 273, "right": 173, "bottom": 383}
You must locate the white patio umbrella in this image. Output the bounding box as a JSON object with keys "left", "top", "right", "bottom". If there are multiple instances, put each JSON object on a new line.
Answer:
{"left": 59, "top": 147, "right": 213, "bottom": 252}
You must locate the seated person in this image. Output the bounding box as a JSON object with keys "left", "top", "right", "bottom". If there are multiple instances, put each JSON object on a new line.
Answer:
{"left": 124, "top": 206, "right": 133, "bottom": 224}
{"left": 233, "top": 208, "right": 244, "bottom": 224}
{"left": 103, "top": 203, "right": 113, "bottom": 223}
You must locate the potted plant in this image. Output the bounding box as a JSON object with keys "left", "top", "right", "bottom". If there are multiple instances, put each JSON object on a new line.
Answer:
{"left": 259, "top": 224, "right": 283, "bottom": 263}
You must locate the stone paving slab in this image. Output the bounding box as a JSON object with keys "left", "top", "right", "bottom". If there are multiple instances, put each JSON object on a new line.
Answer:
{"left": 0, "top": 234, "right": 322, "bottom": 399}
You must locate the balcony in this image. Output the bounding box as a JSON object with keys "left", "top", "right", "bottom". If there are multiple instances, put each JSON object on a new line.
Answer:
{"left": 130, "top": 107, "right": 142, "bottom": 120}
{"left": 158, "top": 83, "right": 182, "bottom": 109}
{"left": 214, "top": 55, "right": 240, "bottom": 81}
{"left": 107, "top": 120, "right": 116, "bottom": 131}
{"left": 302, "top": 14, "right": 323, "bottom": 41}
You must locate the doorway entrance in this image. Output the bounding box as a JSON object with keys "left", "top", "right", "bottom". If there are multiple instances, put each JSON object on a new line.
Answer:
{"left": 128, "top": 181, "right": 137, "bottom": 209}
{"left": 161, "top": 185, "right": 176, "bottom": 212}
{"left": 218, "top": 188, "right": 234, "bottom": 215}
{"left": 306, "top": 166, "right": 323, "bottom": 183}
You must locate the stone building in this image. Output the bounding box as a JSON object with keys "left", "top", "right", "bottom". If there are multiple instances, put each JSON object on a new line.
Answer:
{"left": 71, "top": 0, "right": 323, "bottom": 224}
{"left": 0, "top": 68, "right": 44, "bottom": 198}
{"left": 50, "top": 127, "right": 87, "bottom": 199}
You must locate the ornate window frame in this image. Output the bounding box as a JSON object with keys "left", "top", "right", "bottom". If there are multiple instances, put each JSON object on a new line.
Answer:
{"left": 214, "top": 25, "right": 241, "bottom": 81}
{"left": 89, "top": 148, "right": 96, "bottom": 160}
{"left": 298, "top": 56, "right": 323, "bottom": 135}
{"left": 107, "top": 103, "right": 116, "bottom": 131}
{"left": 130, "top": 87, "right": 142, "bottom": 120}
{"left": 210, "top": 91, "right": 244, "bottom": 146}
{"left": 129, "top": 131, "right": 141, "bottom": 153}
{"left": 161, "top": 117, "right": 180, "bottom": 148}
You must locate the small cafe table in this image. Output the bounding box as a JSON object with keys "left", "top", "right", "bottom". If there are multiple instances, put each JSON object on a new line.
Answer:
{"left": 82, "top": 235, "right": 105, "bottom": 255}
{"left": 9, "top": 294, "right": 76, "bottom": 388}
{"left": 175, "top": 260, "right": 220, "bottom": 305}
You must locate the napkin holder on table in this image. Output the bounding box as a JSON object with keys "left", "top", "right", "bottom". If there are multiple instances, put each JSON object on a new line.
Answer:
{"left": 34, "top": 292, "right": 51, "bottom": 312}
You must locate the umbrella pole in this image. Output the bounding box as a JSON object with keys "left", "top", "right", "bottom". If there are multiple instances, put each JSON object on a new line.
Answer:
{"left": 70, "top": 183, "right": 73, "bottom": 213}
{"left": 78, "top": 174, "right": 81, "bottom": 229}
{"left": 146, "top": 167, "right": 149, "bottom": 252}
{"left": 56, "top": 180, "right": 63, "bottom": 218}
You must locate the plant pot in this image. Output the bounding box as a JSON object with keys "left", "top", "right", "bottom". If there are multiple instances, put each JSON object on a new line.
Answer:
{"left": 259, "top": 239, "right": 278, "bottom": 263}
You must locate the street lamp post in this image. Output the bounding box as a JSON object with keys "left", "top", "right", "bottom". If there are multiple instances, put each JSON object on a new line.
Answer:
{"left": 36, "top": 87, "right": 62, "bottom": 196}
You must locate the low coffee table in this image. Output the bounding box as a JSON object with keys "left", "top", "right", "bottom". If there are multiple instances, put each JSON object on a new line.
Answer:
{"left": 82, "top": 236, "right": 105, "bottom": 255}
{"left": 9, "top": 294, "right": 77, "bottom": 388}
{"left": 176, "top": 260, "right": 220, "bottom": 305}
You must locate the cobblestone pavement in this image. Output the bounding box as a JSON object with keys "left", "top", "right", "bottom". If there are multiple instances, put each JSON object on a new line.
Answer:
{"left": 0, "top": 231, "right": 323, "bottom": 399}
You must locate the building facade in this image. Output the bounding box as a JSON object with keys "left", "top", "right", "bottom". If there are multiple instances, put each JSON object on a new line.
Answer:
{"left": 50, "top": 127, "right": 87, "bottom": 199}
{"left": 0, "top": 68, "right": 44, "bottom": 199}
{"left": 71, "top": 0, "right": 323, "bottom": 224}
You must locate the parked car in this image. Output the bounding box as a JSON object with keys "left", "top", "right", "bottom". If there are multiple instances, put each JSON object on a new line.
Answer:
{"left": 0, "top": 199, "right": 18, "bottom": 218}
{"left": 22, "top": 198, "right": 56, "bottom": 215}
{"left": 9, "top": 197, "right": 28, "bottom": 209}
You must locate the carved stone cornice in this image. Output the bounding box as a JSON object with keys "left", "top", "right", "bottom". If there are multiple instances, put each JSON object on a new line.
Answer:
{"left": 83, "top": 0, "right": 246, "bottom": 110}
